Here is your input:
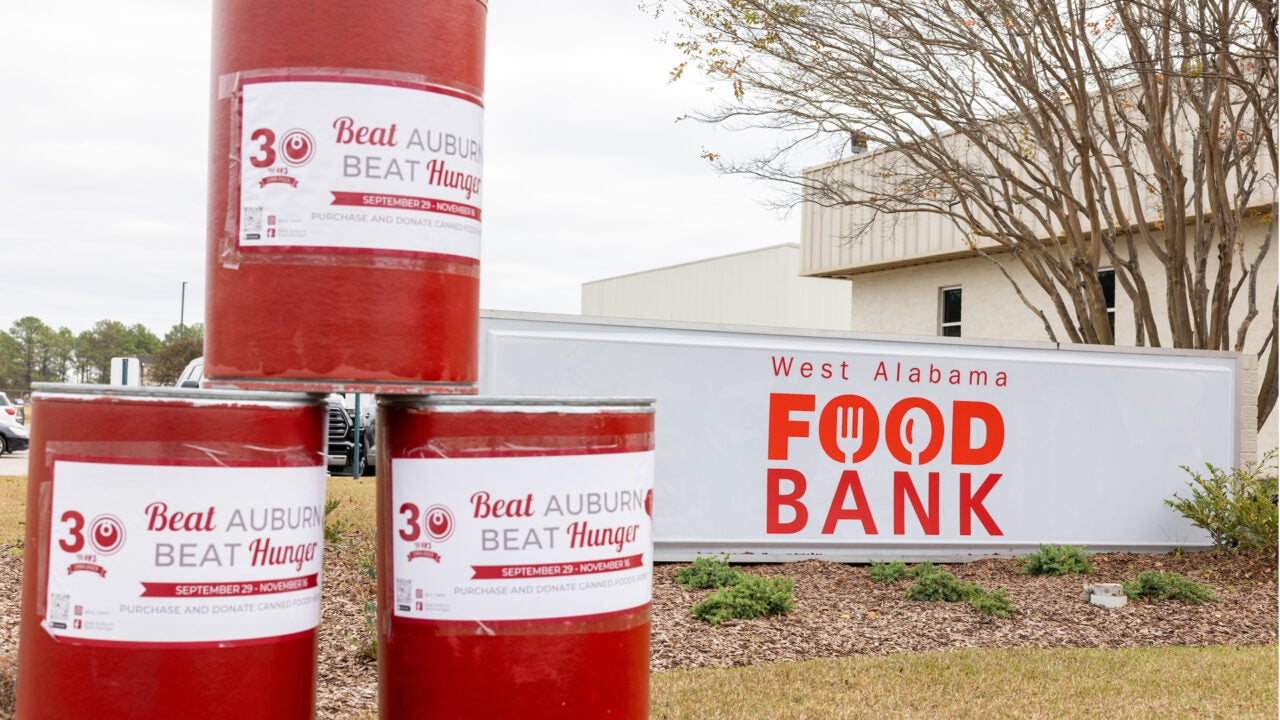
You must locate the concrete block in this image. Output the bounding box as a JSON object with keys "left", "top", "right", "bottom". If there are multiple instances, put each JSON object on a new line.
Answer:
{"left": 1088, "top": 584, "right": 1127, "bottom": 608}
{"left": 1090, "top": 593, "right": 1128, "bottom": 608}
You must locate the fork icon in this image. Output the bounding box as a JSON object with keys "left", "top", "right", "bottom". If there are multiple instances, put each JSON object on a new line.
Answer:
{"left": 819, "top": 395, "right": 878, "bottom": 463}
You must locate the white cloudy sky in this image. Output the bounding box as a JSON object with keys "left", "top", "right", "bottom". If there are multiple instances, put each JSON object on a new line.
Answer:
{"left": 0, "top": 1, "right": 805, "bottom": 336}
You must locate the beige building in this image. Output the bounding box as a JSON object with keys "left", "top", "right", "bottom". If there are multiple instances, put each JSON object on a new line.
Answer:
{"left": 799, "top": 151, "right": 1277, "bottom": 455}
{"left": 581, "top": 243, "right": 852, "bottom": 331}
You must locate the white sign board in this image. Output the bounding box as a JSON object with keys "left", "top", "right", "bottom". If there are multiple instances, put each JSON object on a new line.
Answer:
{"left": 108, "top": 357, "right": 142, "bottom": 387}
{"left": 478, "top": 312, "right": 1243, "bottom": 561}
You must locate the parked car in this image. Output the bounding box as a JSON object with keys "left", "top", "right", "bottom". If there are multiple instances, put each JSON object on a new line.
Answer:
{"left": 327, "top": 393, "right": 376, "bottom": 476}
{"left": 0, "top": 414, "right": 29, "bottom": 454}
{"left": 0, "top": 392, "right": 19, "bottom": 424}
{"left": 177, "top": 357, "right": 205, "bottom": 388}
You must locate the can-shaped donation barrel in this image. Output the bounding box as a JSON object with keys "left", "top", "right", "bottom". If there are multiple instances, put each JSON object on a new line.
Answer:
{"left": 17, "top": 385, "right": 328, "bottom": 720}
{"left": 377, "top": 397, "right": 656, "bottom": 720}
{"left": 205, "top": 0, "right": 487, "bottom": 393}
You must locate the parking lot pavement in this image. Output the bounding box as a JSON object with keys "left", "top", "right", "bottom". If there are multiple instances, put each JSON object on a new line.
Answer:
{"left": 0, "top": 450, "right": 29, "bottom": 477}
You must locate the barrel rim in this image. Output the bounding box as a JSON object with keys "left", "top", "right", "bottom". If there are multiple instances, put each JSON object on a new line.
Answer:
{"left": 31, "top": 382, "right": 322, "bottom": 406}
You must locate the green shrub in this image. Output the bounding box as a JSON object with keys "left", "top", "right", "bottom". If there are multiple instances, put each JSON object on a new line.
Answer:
{"left": 1166, "top": 449, "right": 1278, "bottom": 549}
{"left": 904, "top": 568, "right": 982, "bottom": 602}
{"left": 679, "top": 556, "right": 796, "bottom": 625}
{"left": 867, "top": 561, "right": 947, "bottom": 584}
{"left": 676, "top": 554, "right": 741, "bottom": 589}
{"left": 690, "top": 574, "right": 795, "bottom": 625}
{"left": 907, "top": 562, "right": 943, "bottom": 579}
{"left": 868, "top": 560, "right": 910, "bottom": 583}
{"left": 1019, "top": 544, "right": 1093, "bottom": 576}
{"left": 1123, "top": 571, "right": 1219, "bottom": 605}
{"left": 970, "top": 589, "right": 1015, "bottom": 618}
{"left": 902, "top": 567, "right": 1014, "bottom": 617}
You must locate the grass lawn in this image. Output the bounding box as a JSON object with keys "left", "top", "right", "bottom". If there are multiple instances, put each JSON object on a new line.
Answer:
{"left": 324, "top": 475, "right": 378, "bottom": 535}
{"left": 649, "top": 645, "right": 1277, "bottom": 719}
{"left": 0, "top": 475, "right": 22, "bottom": 543}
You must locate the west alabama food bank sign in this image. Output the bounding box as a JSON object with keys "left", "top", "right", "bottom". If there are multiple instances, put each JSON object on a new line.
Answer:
{"left": 765, "top": 356, "right": 1009, "bottom": 538}
{"left": 479, "top": 312, "right": 1247, "bottom": 561}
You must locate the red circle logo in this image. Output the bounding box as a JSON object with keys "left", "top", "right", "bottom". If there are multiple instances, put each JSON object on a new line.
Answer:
{"left": 424, "top": 505, "right": 454, "bottom": 542}
{"left": 280, "top": 129, "right": 315, "bottom": 167}
{"left": 89, "top": 515, "right": 126, "bottom": 555}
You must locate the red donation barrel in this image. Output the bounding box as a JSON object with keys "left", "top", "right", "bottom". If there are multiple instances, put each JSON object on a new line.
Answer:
{"left": 376, "top": 397, "right": 656, "bottom": 719}
{"left": 17, "top": 385, "right": 328, "bottom": 720}
{"left": 205, "top": 0, "right": 487, "bottom": 393}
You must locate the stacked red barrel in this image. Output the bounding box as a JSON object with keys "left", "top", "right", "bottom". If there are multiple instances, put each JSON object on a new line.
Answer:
{"left": 376, "top": 398, "right": 654, "bottom": 719}
{"left": 17, "top": 386, "right": 328, "bottom": 720}
{"left": 203, "top": 0, "right": 486, "bottom": 394}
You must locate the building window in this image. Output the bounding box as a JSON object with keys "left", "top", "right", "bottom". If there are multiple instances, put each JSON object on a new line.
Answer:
{"left": 1098, "top": 268, "right": 1115, "bottom": 334}
{"left": 939, "top": 286, "right": 962, "bottom": 337}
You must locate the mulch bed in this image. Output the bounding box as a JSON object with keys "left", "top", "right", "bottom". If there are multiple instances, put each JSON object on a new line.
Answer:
{"left": 0, "top": 537, "right": 1274, "bottom": 720}
{"left": 651, "top": 549, "right": 1277, "bottom": 671}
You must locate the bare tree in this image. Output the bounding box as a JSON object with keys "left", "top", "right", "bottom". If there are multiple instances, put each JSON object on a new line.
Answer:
{"left": 655, "top": 0, "right": 1277, "bottom": 426}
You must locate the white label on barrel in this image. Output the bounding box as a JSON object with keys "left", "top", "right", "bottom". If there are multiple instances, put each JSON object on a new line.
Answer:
{"left": 236, "top": 74, "right": 483, "bottom": 261}
{"left": 43, "top": 461, "right": 326, "bottom": 646}
{"left": 390, "top": 451, "right": 655, "bottom": 622}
